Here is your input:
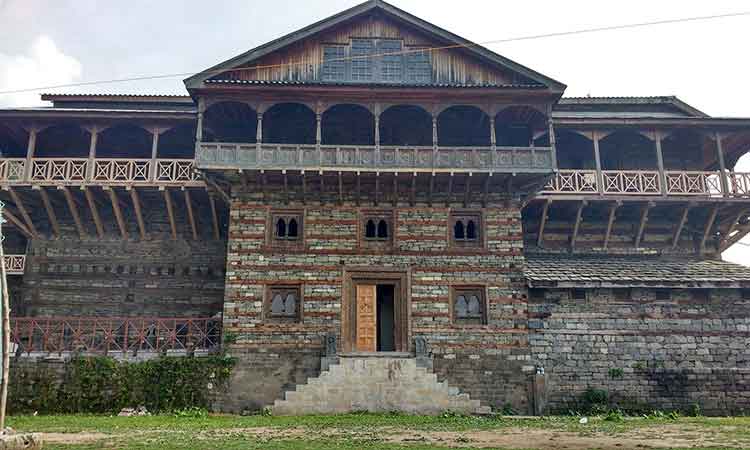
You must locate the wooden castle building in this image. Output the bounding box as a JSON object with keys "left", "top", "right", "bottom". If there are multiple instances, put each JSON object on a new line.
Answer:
{"left": 2, "top": 0, "right": 750, "bottom": 414}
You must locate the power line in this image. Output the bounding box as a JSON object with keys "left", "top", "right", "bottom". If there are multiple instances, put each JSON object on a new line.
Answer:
{"left": 0, "top": 10, "right": 748, "bottom": 96}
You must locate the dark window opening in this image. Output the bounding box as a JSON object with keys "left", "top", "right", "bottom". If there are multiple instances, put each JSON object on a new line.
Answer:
{"left": 451, "top": 213, "right": 481, "bottom": 247}
{"left": 379, "top": 105, "right": 432, "bottom": 146}
{"left": 365, "top": 219, "right": 376, "bottom": 239}
{"left": 466, "top": 220, "right": 477, "bottom": 240}
{"left": 528, "top": 288, "right": 546, "bottom": 301}
{"left": 613, "top": 288, "right": 631, "bottom": 301}
{"left": 692, "top": 290, "right": 710, "bottom": 301}
{"left": 655, "top": 289, "right": 671, "bottom": 301}
{"left": 287, "top": 218, "right": 298, "bottom": 238}
{"left": 437, "top": 106, "right": 491, "bottom": 147}
{"left": 263, "top": 103, "right": 316, "bottom": 145}
{"left": 377, "top": 220, "right": 388, "bottom": 239}
{"left": 276, "top": 218, "right": 287, "bottom": 238}
{"left": 203, "top": 101, "right": 257, "bottom": 143}
{"left": 272, "top": 213, "right": 302, "bottom": 242}
{"left": 742, "top": 288, "right": 750, "bottom": 300}
{"left": 454, "top": 221, "right": 465, "bottom": 239}
{"left": 571, "top": 288, "right": 586, "bottom": 300}
{"left": 453, "top": 288, "right": 486, "bottom": 325}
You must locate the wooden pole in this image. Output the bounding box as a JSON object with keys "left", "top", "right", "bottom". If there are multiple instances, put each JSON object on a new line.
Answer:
{"left": 0, "top": 208, "right": 10, "bottom": 430}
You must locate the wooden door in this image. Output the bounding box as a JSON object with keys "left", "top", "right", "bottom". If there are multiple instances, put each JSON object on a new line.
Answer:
{"left": 355, "top": 284, "right": 377, "bottom": 352}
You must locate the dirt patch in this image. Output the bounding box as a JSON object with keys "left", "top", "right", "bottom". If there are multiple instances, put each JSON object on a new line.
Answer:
{"left": 41, "top": 432, "right": 109, "bottom": 444}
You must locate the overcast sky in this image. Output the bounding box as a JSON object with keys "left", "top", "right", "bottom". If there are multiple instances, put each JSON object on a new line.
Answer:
{"left": 1, "top": 0, "right": 749, "bottom": 262}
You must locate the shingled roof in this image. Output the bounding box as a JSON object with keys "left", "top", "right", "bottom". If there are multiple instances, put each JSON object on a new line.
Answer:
{"left": 525, "top": 254, "right": 750, "bottom": 288}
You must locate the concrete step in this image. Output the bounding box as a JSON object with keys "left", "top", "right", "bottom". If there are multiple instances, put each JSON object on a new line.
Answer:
{"left": 271, "top": 356, "right": 488, "bottom": 416}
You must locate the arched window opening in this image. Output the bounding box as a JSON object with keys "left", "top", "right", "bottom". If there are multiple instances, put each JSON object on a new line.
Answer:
{"left": 365, "top": 219, "right": 376, "bottom": 238}
{"left": 283, "top": 294, "right": 297, "bottom": 316}
{"left": 97, "top": 124, "right": 152, "bottom": 158}
{"left": 454, "top": 221, "right": 465, "bottom": 240}
{"left": 268, "top": 286, "right": 301, "bottom": 321}
{"left": 379, "top": 105, "right": 432, "bottom": 146}
{"left": 0, "top": 124, "right": 28, "bottom": 157}
{"left": 263, "top": 103, "right": 316, "bottom": 144}
{"left": 35, "top": 124, "right": 90, "bottom": 157}
{"left": 276, "top": 218, "right": 287, "bottom": 238}
{"left": 600, "top": 130, "right": 656, "bottom": 170}
{"left": 377, "top": 219, "right": 388, "bottom": 239}
{"left": 453, "top": 288, "right": 485, "bottom": 325}
{"left": 455, "top": 295, "right": 468, "bottom": 318}
{"left": 203, "top": 101, "right": 257, "bottom": 143}
{"left": 287, "top": 218, "right": 298, "bottom": 238}
{"left": 322, "top": 104, "right": 374, "bottom": 145}
{"left": 437, "top": 106, "right": 490, "bottom": 147}
{"left": 466, "top": 220, "right": 477, "bottom": 240}
{"left": 467, "top": 295, "right": 481, "bottom": 317}
{"left": 158, "top": 124, "right": 196, "bottom": 159}
{"left": 271, "top": 294, "right": 285, "bottom": 316}
{"left": 495, "top": 106, "right": 547, "bottom": 147}
{"left": 537, "top": 130, "right": 596, "bottom": 170}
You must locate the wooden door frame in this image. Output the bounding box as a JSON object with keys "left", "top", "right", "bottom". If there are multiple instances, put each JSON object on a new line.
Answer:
{"left": 342, "top": 267, "right": 410, "bottom": 353}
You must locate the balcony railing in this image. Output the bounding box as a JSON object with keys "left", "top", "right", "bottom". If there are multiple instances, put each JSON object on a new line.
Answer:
{"left": 543, "top": 169, "right": 750, "bottom": 198}
{"left": 195, "top": 143, "right": 555, "bottom": 172}
{"left": 0, "top": 158, "right": 202, "bottom": 186}
{"left": 10, "top": 316, "right": 222, "bottom": 356}
{"left": 3, "top": 255, "right": 25, "bottom": 275}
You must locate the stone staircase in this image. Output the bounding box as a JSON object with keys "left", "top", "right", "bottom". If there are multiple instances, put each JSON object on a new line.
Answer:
{"left": 272, "top": 355, "right": 490, "bottom": 415}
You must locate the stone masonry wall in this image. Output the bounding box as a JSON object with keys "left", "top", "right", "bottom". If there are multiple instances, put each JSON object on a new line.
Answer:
{"left": 221, "top": 186, "right": 531, "bottom": 412}
{"left": 529, "top": 288, "right": 750, "bottom": 414}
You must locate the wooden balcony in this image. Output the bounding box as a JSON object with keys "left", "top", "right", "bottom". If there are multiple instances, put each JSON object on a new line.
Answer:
{"left": 0, "top": 158, "right": 203, "bottom": 187}
{"left": 3, "top": 254, "right": 25, "bottom": 275}
{"left": 195, "top": 143, "right": 555, "bottom": 173}
{"left": 542, "top": 169, "right": 750, "bottom": 199}
{"left": 10, "top": 316, "right": 222, "bottom": 356}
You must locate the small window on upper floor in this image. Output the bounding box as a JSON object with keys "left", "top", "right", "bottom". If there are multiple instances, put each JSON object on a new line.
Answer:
{"left": 452, "top": 287, "right": 486, "bottom": 325}
{"left": 270, "top": 211, "right": 303, "bottom": 245}
{"left": 613, "top": 288, "right": 631, "bottom": 301}
{"left": 571, "top": 288, "right": 586, "bottom": 301}
{"left": 361, "top": 211, "right": 393, "bottom": 247}
{"left": 692, "top": 290, "right": 710, "bottom": 302}
{"left": 741, "top": 288, "right": 750, "bottom": 300}
{"left": 528, "top": 288, "right": 546, "bottom": 301}
{"left": 267, "top": 285, "right": 302, "bottom": 323}
{"left": 450, "top": 212, "right": 482, "bottom": 248}
{"left": 655, "top": 289, "right": 671, "bottom": 301}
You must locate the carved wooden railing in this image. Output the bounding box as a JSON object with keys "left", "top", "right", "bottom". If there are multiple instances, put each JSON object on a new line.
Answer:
{"left": 543, "top": 170, "right": 598, "bottom": 193}
{"left": 0, "top": 158, "right": 202, "bottom": 186}
{"left": 195, "top": 142, "right": 555, "bottom": 172}
{"left": 665, "top": 171, "right": 723, "bottom": 196}
{"left": 601, "top": 170, "right": 660, "bottom": 195}
{"left": 10, "top": 316, "right": 222, "bottom": 356}
{"left": 3, "top": 255, "right": 25, "bottom": 275}
{"left": 728, "top": 172, "right": 750, "bottom": 197}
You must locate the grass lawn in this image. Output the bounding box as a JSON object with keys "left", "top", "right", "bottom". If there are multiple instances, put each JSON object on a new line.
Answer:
{"left": 7, "top": 413, "right": 750, "bottom": 449}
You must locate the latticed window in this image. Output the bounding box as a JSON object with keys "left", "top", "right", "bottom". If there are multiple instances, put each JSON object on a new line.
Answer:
{"left": 267, "top": 286, "right": 301, "bottom": 322}
{"left": 351, "top": 39, "right": 374, "bottom": 81}
{"left": 405, "top": 47, "right": 431, "bottom": 83}
{"left": 453, "top": 288, "right": 486, "bottom": 325}
{"left": 378, "top": 39, "right": 403, "bottom": 82}
{"left": 451, "top": 212, "right": 481, "bottom": 248}
{"left": 364, "top": 218, "right": 389, "bottom": 240}
{"left": 322, "top": 45, "right": 346, "bottom": 81}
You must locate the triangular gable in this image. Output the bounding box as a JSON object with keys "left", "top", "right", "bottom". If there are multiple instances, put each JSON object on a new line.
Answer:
{"left": 184, "top": 0, "right": 566, "bottom": 91}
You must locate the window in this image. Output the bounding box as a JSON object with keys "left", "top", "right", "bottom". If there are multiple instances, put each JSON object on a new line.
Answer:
{"left": 450, "top": 212, "right": 482, "bottom": 248}
{"left": 351, "top": 39, "right": 374, "bottom": 81}
{"left": 452, "top": 287, "right": 486, "bottom": 325}
{"left": 741, "top": 288, "right": 750, "bottom": 300}
{"left": 692, "top": 290, "right": 709, "bottom": 301}
{"left": 655, "top": 289, "right": 671, "bottom": 301}
{"left": 378, "top": 39, "right": 403, "bottom": 82}
{"left": 528, "top": 288, "right": 546, "bottom": 301}
{"left": 322, "top": 45, "right": 346, "bottom": 81}
{"left": 571, "top": 288, "right": 586, "bottom": 300}
{"left": 405, "top": 48, "right": 431, "bottom": 83}
{"left": 266, "top": 286, "right": 301, "bottom": 322}
{"left": 365, "top": 219, "right": 390, "bottom": 240}
{"left": 361, "top": 211, "right": 393, "bottom": 247}
{"left": 271, "top": 211, "right": 303, "bottom": 243}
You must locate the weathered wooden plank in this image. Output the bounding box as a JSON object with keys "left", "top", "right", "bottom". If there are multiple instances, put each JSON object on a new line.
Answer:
{"left": 129, "top": 187, "right": 147, "bottom": 240}
{"left": 37, "top": 187, "right": 60, "bottom": 238}
{"left": 7, "top": 188, "right": 38, "bottom": 237}
{"left": 163, "top": 188, "right": 178, "bottom": 240}
{"left": 60, "top": 186, "right": 86, "bottom": 239}
{"left": 184, "top": 189, "right": 199, "bottom": 240}
{"left": 84, "top": 187, "right": 105, "bottom": 238}
{"left": 107, "top": 188, "right": 128, "bottom": 239}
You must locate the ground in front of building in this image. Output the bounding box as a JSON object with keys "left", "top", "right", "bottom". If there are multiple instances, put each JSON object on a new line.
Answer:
{"left": 9, "top": 413, "right": 750, "bottom": 450}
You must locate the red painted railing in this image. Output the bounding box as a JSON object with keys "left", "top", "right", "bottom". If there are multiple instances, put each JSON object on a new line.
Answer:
{"left": 10, "top": 317, "right": 221, "bottom": 355}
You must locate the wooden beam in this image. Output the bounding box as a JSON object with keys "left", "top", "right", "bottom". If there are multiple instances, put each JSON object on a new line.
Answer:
{"left": 720, "top": 208, "right": 748, "bottom": 248}
{"left": 318, "top": 171, "right": 324, "bottom": 205}
{"left": 392, "top": 173, "right": 398, "bottom": 207}
{"left": 208, "top": 193, "right": 220, "bottom": 240}
{"left": 129, "top": 187, "right": 147, "bottom": 240}
{"left": 2, "top": 209, "right": 32, "bottom": 238}
{"left": 603, "top": 201, "right": 621, "bottom": 249}
{"left": 301, "top": 171, "right": 308, "bottom": 205}
{"left": 671, "top": 204, "right": 692, "bottom": 249}
{"left": 536, "top": 199, "right": 551, "bottom": 248}
{"left": 482, "top": 173, "right": 491, "bottom": 208}
{"left": 428, "top": 173, "right": 434, "bottom": 207}
{"left": 283, "top": 170, "right": 290, "bottom": 205}
{"left": 338, "top": 171, "right": 344, "bottom": 205}
{"left": 184, "top": 189, "right": 198, "bottom": 240}
{"left": 446, "top": 172, "right": 453, "bottom": 207}
{"left": 374, "top": 172, "right": 380, "bottom": 206}
{"left": 410, "top": 173, "right": 417, "bottom": 206}
{"left": 700, "top": 205, "right": 720, "bottom": 253}
{"left": 721, "top": 222, "right": 750, "bottom": 252}
{"left": 203, "top": 174, "right": 231, "bottom": 205}
{"left": 163, "top": 188, "right": 177, "bottom": 240}
{"left": 84, "top": 187, "right": 105, "bottom": 238}
{"left": 60, "top": 186, "right": 86, "bottom": 239}
{"left": 634, "top": 202, "right": 654, "bottom": 248}
{"left": 7, "top": 188, "right": 38, "bottom": 237}
{"left": 261, "top": 170, "right": 268, "bottom": 203}
{"left": 107, "top": 188, "right": 128, "bottom": 240}
{"left": 463, "top": 173, "right": 471, "bottom": 208}
{"left": 37, "top": 187, "right": 60, "bottom": 238}
{"left": 571, "top": 200, "right": 587, "bottom": 249}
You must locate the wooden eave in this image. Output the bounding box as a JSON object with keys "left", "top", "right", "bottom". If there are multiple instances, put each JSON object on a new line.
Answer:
{"left": 552, "top": 116, "right": 750, "bottom": 131}
{"left": 527, "top": 280, "right": 750, "bottom": 289}
{"left": 0, "top": 108, "right": 196, "bottom": 121}
{"left": 183, "top": 0, "right": 566, "bottom": 93}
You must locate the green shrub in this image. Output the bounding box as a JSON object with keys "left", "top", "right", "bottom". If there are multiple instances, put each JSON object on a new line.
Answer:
{"left": 10, "top": 355, "right": 235, "bottom": 414}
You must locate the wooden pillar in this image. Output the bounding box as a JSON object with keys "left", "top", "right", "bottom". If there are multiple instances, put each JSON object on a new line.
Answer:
{"left": 700, "top": 205, "right": 720, "bottom": 253}
{"left": 374, "top": 106, "right": 381, "bottom": 166}
{"left": 432, "top": 115, "right": 438, "bottom": 169}
{"left": 149, "top": 128, "right": 160, "bottom": 182}
{"left": 25, "top": 128, "right": 37, "bottom": 182}
{"left": 654, "top": 131, "right": 667, "bottom": 196}
{"left": 547, "top": 115, "right": 557, "bottom": 169}
{"left": 316, "top": 112, "right": 322, "bottom": 164}
{"left": 489, "top": 117, "right": 496, "bottom": 149}
{"left": 256, "top": 112, "right": 263, "bottom": 149}
{"left": 196, "top": 97, "right": 205, "bottom": 142}
{"left": 86, "top": 127, "right": 98, "bottom": 182}
{"left": 592, "top": 131, "right": 603, "bottom": 195}
{"left": 716, "top": 132, "right": 729, "bottom": 197}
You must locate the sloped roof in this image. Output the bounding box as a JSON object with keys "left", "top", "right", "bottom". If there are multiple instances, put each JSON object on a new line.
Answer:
{"left": 184, "top": 0, "right": 566, "bottom": 91}
{"left": 525, "top": 254, "right": 750, "bottom": 288}
{"left": 554, "top": 96, "right": 708, "bottom": 119}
